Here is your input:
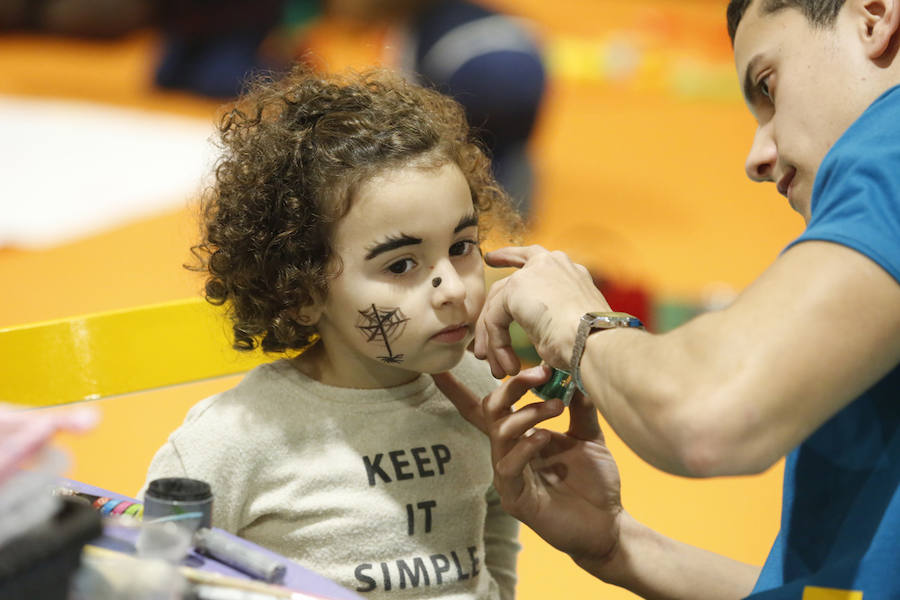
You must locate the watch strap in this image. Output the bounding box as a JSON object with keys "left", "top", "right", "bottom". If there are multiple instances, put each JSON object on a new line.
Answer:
{"left": 570, "top": 312, "right": 644, "bottom": 395}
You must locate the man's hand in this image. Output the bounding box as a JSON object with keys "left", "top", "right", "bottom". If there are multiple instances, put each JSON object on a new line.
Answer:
{"left": 433, "top": 366, "right": 623, "bottom": 565}
{"left": 474, "top": 245, "right": 610, "bottom": 378}
{"left": 431, "top": 366, "right": 557, "bottom": 435}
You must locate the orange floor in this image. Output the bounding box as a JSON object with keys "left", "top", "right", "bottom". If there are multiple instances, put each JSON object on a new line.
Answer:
{"left": 1, "top": 2, "right": 794, "bottom": 598}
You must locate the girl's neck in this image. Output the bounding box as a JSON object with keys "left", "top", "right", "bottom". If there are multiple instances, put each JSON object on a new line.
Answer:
{"left": 290, "top": 343, "right": 420, "bottom": 389}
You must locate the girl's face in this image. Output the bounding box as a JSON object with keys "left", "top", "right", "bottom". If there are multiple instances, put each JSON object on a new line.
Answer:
{"left": 300, "top": 160, "right": 486, "bottom": 388}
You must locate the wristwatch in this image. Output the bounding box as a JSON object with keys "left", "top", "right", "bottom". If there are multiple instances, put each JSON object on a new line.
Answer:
{"left": 570, "top": 312, "right": 645, "bottom": 396}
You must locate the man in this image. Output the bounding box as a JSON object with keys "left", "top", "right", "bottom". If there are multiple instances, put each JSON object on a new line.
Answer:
{"left": 433, "top": 0, "right": 900, "bottom": 597}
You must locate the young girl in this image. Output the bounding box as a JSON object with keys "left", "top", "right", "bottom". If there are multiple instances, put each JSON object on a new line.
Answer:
{"left": 143, "top": 65, "right": 522, "bottom": 599}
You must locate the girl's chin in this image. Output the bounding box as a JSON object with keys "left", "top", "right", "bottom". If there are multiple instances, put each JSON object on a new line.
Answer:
{"left": 407, "top": 348, "right": 468, "bottom": 375}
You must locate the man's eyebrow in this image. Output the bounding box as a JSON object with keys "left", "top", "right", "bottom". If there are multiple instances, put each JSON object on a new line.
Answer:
{"left": 742, "top": 54, "right": 763, "bottom": 105}
{"left": 455, "top": 213, "right": 478, "bottom": 233}
{"left": 365, "top": 234, "right": 422, "bottom": 260}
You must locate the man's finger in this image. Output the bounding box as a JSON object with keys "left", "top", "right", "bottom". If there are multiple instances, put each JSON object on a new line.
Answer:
{"left": 483, "top": 365, "right": 551, "bottom": 420}
{"left": 478, "top": 366, "right": 557, "bottom": 461}
{"left": 432, "top": 371, "right": 487, "bottom": 434}
{"left": 484, "top": 245, "right": 547, "bottom": 269}
{"left": 480, "top": 286, "right": 520, "bottom": 376}
{"left": 474, "top": 276, "right": 507, "bottom": 359}
{"left": 490, "top": 400, "right": 564, "bottom": 465}
{"left": 496, "top": 347, "right": 523, "bottom": 377}
{"left": 494, "top": 429, "right": 552, "bottom": 506}
{"left": 567, "top": 392, "right": 603, "bottom": 442}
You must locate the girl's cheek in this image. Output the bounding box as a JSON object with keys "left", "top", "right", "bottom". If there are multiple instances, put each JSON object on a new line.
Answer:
{"left": 355, "top": 303, "right": 411, "bottom": 364}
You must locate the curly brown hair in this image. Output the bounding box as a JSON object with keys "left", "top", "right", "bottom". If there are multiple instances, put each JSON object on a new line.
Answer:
{"left": 192, "top": 64, "right": 521, "bottom": 353}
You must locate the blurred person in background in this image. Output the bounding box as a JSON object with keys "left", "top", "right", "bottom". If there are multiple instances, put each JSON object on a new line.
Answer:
{"left": 20, "top": 0, "right": 544, "bottom": 219}
{"left": 153, "top": 0, "right": 288, "bottom": 99}
{"left": 0, "top": 0, "right": 284, "bottom": 98}
{"left": 0, "top": 0, "right": 150, "bottom": 37}
{"left": 297, "top": 0, "right": 546, "bottom": 219}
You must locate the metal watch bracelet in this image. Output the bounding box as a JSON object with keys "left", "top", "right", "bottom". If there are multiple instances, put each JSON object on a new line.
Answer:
{"left": 570, "top": 312, "right": 645, "bottom": 396}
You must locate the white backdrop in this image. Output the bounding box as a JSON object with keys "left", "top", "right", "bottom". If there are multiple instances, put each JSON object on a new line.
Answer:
{"left": 0, "top": 95, "right": 215, "bottom": 249}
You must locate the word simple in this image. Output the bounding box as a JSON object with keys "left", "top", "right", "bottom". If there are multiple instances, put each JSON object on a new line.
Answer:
{"left": 354, "top": 545, "right": 481, "bottom": 592}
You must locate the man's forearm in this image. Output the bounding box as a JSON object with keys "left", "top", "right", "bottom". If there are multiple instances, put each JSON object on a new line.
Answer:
{"left": 573, "top": 512, "right": 759, "bottom": 600}
{"left": 578, "top": 316, "right": 737, "bottom": 477}
{"left": 577, "top": 242, "right": 900, "bottom": 477}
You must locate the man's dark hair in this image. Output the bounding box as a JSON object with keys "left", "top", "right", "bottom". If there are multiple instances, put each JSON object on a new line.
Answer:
{"left": 727, "top": 0, "right": 847, "bottom": 43}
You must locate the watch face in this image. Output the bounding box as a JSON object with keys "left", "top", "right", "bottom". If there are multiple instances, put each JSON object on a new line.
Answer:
{"left": 586, "top": 312, "right": 644, "bottom": 329}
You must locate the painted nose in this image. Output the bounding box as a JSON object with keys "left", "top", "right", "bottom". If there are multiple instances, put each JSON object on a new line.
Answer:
{"left": 430, "top": 262, "right": 467, "bottom": 307}
{"left": 745, "top": 121, "right": 777, "bottom": 183}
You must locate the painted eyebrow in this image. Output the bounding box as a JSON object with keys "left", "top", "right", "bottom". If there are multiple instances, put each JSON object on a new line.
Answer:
{"left": 364, "top": 213, "right": 479, "bottom": 261}
{"left": 365, "top": 234, "right": 422, "bottom": 260}
{"left": 455, "top": 213, "right": 478, "bottom": 233}
{"left": 742, "top": 54, "right": 763, "bottom": 105}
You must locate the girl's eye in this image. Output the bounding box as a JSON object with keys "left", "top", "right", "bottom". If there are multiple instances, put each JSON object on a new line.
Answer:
{"left": 450, "top": 239, "right": 477, "bottom": 257}
{"left": 387, "top": 258, "right": 416, "bottom": 274}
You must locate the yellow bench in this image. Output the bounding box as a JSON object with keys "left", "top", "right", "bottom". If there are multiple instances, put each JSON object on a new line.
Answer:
{"left": 1, "top": 297, "right": 267, "bottom": 408}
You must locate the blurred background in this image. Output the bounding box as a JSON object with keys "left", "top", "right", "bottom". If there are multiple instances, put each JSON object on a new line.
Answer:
{"left": 0, "top": 0, "right": 801, "bottom": 598}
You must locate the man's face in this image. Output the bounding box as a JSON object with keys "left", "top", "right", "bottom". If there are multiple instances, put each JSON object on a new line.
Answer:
{"left": 309, "top": 160, "right": 486, "bottom": 388}
{"left": 734, "top": 1, "right": 876, "bottom": 221}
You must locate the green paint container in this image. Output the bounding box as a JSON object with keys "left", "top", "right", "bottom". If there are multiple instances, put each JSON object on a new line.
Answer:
{"left": 532, "top": 367, "right": 575, "bottom": 405}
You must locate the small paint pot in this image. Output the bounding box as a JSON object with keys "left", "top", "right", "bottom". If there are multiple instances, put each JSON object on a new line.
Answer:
{"left": 143, "top": 477, "right": 213, "bottom": 531}
{"left": 532, "top": 367, "right": 575, "bottom": 405}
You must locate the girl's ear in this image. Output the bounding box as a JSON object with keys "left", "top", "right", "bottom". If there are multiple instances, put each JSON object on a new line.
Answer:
{"left": 294, "top": 304, "right": 323, "bottom": 327}
{"left": 859, "top": 0, "right": 900, "bottom": 60}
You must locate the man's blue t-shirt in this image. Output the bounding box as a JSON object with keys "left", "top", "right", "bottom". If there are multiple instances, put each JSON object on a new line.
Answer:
{"left": 748, "top": 86, "right": 900, "bottom": 598}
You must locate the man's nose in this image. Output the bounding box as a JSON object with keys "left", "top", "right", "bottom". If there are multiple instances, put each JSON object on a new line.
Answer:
{"left": 745, "top": 122, "right": 777, "bottom": 182}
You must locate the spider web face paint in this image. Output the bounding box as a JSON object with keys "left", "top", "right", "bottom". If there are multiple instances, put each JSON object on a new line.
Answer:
{"left": 356, "top": 304, "right": 410, "bottom": 363}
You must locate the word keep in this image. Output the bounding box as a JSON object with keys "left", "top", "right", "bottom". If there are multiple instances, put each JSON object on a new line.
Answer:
{"left": 362, "top": 444, "right": 451, "bottom": 486}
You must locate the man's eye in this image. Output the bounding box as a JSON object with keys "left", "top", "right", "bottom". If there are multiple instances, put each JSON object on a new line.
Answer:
{"left": 450, "top": 240, "right": 477, "bottom": 257}
{"left": 759, "top": 76, "right": 772, "bottom": 101}
{"left": 387, "top": 258, "right": 415, "bottom": 274}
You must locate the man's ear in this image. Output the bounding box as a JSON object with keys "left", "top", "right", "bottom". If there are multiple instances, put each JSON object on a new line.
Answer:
{"left": 858, "top": 0, "right": 900, "bottom": 60}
